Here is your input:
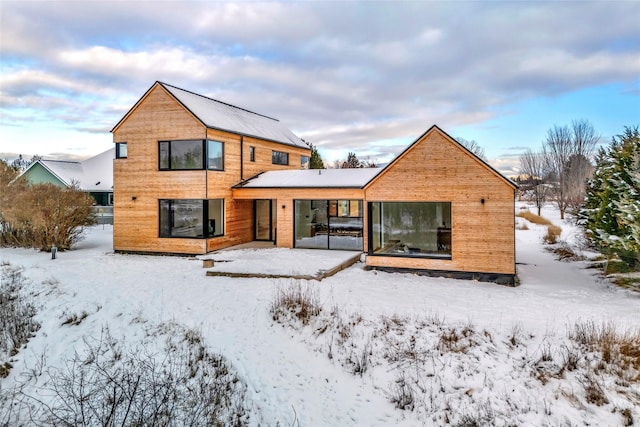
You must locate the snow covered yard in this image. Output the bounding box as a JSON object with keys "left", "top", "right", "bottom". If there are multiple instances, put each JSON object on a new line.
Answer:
{"left": 1, "top": 203, "right": 639, "bottom": 426}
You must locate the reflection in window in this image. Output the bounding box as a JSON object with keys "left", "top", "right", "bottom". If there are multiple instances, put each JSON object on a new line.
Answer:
{"left": 116, "top": 142, "right": 127, "bottom": 158}
{"left": 294, "top": 200, "right": 363, "bottom": 250}
{"left": 300, "top": 155, "right": 310, "bottom": 169}
{"left": 159, "top": 199, "right": 224, "bottom": 238}
{"left": 369, "top": 202, "right": 451, "bottom": 258}
{"left": 158, "top": 140, "right": 224, "bottom": 170}
{"left": 207, "top": 199, "right": 224, "bottom": 237}
{"left": 207, "top": 140, "right": 223, "bottom": 170}
{"left": 272, "top": 150, "right": 289, "bottom": 165}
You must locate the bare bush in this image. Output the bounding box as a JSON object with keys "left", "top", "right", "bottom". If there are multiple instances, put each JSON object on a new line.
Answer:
{"left": 32, "top": 326, "right": 250, "bottom": 427}
{"left": 389, "top": 371, "right": 415, "bottom": 410}
{"left": 271, "top": 281, "right": 322, "bottom": 326}
{"left": 0, "top": 262, "right": 40, "bottom": 378}
{"left": 0, "top": 182, "right": 95, "bottom": 251}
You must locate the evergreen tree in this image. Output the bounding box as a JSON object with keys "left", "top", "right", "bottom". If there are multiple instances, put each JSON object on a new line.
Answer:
{"left": 341, "top": 152, "right": 361, "bottom": 168}
{"left": 308, "top": 143, "right": 325, "bottom": 169}
{"left": 582, "top": 126, "right": 640, "bottom": 268}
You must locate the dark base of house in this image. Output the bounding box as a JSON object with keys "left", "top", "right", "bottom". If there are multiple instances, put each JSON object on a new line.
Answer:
{"left": 115, "top": 250, "right": 203, "bottom": 257}
{"left": 365, "top": 266, "right": 518, "bottom": 286}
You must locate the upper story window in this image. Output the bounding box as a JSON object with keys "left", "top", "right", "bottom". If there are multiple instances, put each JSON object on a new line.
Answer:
{"left": 116, "top": 142, "right": 127, "bottom": 159}
{"left": 207, "top": 140, "right": 223, "bottom": 170}
{"left": 159, "top": 139, "right": 224, "bottom": 171}
{"left": 249, "top": 146, "right": 255, "bottom": 162}
{"left": 272, "top": 150, "right": 289, "bottom": 165}
{"left": 300, "top": 155, "right": 310, "bottom": 169}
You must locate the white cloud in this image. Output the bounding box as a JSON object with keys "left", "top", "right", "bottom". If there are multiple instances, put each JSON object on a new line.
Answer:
{"left": 0, "top": 1, "right": 638, "bottom": 163}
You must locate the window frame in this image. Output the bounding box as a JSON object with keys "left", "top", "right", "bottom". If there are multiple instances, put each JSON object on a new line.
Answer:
{"left": 158, "top": 199, "right": 225, "bottom": 239}
{"left": 115, "top": 142, "right": 127, "bottom": 159}
{"left": 206, "top": 139, "right": 224, "bottom": 171}
{"left": 272, "top": 150, "right": 289, "bottom": 165}
{"left": 367, "top": 201, "right": 452, "bottom": 260}
{"left": 249, "top": 146, "right": 255, "bottom": 162}
{"left": 300, "top": 155, "right": 310, "bottom": 169}
{"left": 158, "top": 139, "right": 224, "bottom": 171}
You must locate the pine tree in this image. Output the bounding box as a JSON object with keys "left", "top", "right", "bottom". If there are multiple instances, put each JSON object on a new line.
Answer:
{"left": 582, "top": 126, "right": 640, "bottom": 268}
{"left": 308, "top": 143, "right": 325, "bottom": 169}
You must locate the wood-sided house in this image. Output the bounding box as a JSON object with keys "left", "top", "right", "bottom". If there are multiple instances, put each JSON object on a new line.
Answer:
{"left": 113, "top": 82, "right": 517, "bottom": 284}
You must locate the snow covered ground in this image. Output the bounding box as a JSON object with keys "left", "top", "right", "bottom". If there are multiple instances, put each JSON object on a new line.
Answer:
{"left": 1, "top": 202, "right": 639, "bottom": 426}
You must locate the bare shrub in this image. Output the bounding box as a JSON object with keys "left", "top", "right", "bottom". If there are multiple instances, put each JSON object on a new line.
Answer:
{"left": 0, "top": 262, "right": 40, "bottom": 377}
{"left": 390, "top": 371, "right": 415, "bottom": 410}
{"left": 35, "top": 326, "right": 250, "bottom": 426}
{"left": 543, "top": 225, "right": 562, "bottom": 244}
{"left": 0, "top": 182, "right": 96, "bottom": 251}
{"left": 437, "top": 324, "right": 477, "bottom": 353}
{"left": 581, "top": 372, "right": 609, "bottom": 406}
{"left": 271, "top": 281, "right": 322, "bottom": 326}
{"left": 516, "top": 211, "right": 553, "bottom": 226}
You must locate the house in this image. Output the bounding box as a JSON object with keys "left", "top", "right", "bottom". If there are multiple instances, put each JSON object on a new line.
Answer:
{"left": 17, "top": 148, "right": 115, "bottom": 223}
{"left": 113, "top": 82, "right": 516, "bottom": 284}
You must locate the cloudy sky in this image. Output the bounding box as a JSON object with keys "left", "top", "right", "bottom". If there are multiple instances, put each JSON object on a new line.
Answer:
{"left": 1, "top": 1, "right": 639, "bottom": 176}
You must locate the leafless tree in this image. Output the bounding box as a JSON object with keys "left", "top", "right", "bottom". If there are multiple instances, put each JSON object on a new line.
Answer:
{"left": 519, "top": 149, "right": 549, "bottom": 215}
{"left": 542, "top": 119, "right": 598, "bottom": 219}
{"left": 456, "top": 137, "right": 487, "bottom": 161}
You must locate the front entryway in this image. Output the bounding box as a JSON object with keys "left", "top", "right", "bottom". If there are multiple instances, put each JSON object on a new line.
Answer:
{"left": 255, "top": 199, "right": 276, "bottom": 241}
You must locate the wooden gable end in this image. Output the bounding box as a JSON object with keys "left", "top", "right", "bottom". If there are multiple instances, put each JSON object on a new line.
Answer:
{"left": 365, "top": 126, "right": 514, "bottom": 200}
{"left": 364, "top": 125, "right": 516, "bottom": 276}
{"left": 112, "top": 83, "right": 205, "bottom": 140}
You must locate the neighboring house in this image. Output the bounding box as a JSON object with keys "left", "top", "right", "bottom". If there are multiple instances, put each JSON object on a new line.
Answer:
{"left": 113, "top": 82, "right": 517, "bottom": 284}
{"left": 18, "top": 148, "right": 115, "bottom": 223}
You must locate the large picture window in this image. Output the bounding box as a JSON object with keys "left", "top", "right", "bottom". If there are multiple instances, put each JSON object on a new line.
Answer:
{"left": 369, "top": 202, "right": 452, "bottom": 258}
{"left": 272, "top": 150, "right": 289, "bottom": 165}
{"left": 159, "top": 139, "right": 224, "bottom": 171}
{"left": 159, "top": 199, "right": 224, "bottom": 238}
{"left": 294, "top": 200, "right": 363, "bottom": 250}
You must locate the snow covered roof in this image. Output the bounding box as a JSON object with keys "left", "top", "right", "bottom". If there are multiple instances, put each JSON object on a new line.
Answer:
{"left": 235, "top": 168, "right": 383, "bottom": 189}
{"left": 20, "top": 148, "right": 114, "bottom": 192}
{"left": 158, "top": 82, "right": 307, "bottom": 149}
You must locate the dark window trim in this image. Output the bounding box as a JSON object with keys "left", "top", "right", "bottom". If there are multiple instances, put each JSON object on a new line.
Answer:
{"left": 158, "top": 139, "right": 225, "bottom": 171}
{"left": 293, "top": 199, "right": 364, "bottom": 251}
{"left": 249, "top": 146, "right": 255, "bottom": 162}
{"left": 272, "top": 150, "right": 289, "bottom": 165}
{"left": 115, "top": 142, "right": 127, "bottom": 159}
{"left": 366, "top": 201, "right": 452, "bottom": 260}
{"left": 158, "top": 199, "right": 225, "bottom": 239}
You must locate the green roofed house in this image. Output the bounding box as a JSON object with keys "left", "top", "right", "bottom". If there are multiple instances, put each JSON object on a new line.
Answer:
{"left": 17, "top": 148, "right": 115, "bottom": 223}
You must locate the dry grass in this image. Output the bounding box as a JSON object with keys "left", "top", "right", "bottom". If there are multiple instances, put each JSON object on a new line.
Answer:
{"left": 569, "top": 321, "right": 640, "bottom": 382}
{"left": 543, "top": 225, "right": 562, "bottom": 244}
{"left": 271, "top": 281, "right": 322, "bottom": 326}
{"left": 516, "top": 211, "right": 553, "bottom": 226}
{"left": 516, "top": 223, "right": 529, "bottom": 230}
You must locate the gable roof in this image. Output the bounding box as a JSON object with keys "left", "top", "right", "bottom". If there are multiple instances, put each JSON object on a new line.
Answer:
{"left": 112, "top": 82, "right": 307, "bottom": 149}
{"left": 18, "top": 148, "right": 114, "bottom": 192}
{"left": 362, "top": 125, "right": 518, "bottom": 189}
{"left": 234, "top": 167, "right": 382, "bottom": 189}
{"left": 235, "top": 125, "right": 517, "bottom": 191}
